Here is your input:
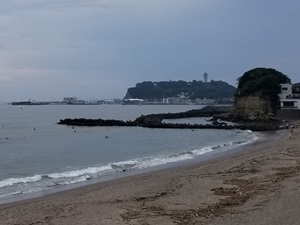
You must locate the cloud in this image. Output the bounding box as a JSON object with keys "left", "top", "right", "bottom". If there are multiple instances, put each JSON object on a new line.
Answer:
{"left": 0, "top": 0, "right": 300, "bottom": 101}
{"left": 0, "top": 0, "right": 110, "bottom": 12}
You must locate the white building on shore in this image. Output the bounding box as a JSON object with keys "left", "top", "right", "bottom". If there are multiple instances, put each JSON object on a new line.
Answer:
{"left": 279, "top": 83, "right": 300, "bottom": 109}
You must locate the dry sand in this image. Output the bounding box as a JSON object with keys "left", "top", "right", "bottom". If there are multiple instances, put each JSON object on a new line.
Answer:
{"left": 1, "top": 126, "right": 300, "bottom": 225}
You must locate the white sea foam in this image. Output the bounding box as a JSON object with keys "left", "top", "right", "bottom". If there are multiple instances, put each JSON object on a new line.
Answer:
{"left": 137, "top": 146, "right": 214, "bottom": 169}
{"left": 0, "top": 191, "right": 22, "bottom": 199}
{"left": 123, "top": 135, "right": 258, "bottom": 170}
{"left": 0, "top": 175, "right": 42, "bottom": 188}
{"left": 138, "top": 154, "right": 191, "bottom": 169}
{"left": 60, "top": 176, "right": 91, "bottom": 185}
{"left": 0, "top": 135, "right": 258, "bottom": 192}
{"left": 0, "top": 128, "right": 260, "bottom": 199}
{"left": 111, "top": 160, "right": 139, "bottom": 169}
{"left": 48, "top": 165, "right": 112, "bottom": 179}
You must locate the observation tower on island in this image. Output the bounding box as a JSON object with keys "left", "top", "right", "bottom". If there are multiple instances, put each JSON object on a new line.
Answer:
{"left": 203, "top": 72, "right": 208, "bottom": 83}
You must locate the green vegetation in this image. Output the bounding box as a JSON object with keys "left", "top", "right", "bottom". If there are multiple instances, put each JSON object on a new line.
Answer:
{"left": 124, "top": 80, "right": 236, "bottom": 100}
{"left": 235, "top": 67, "right": 291, "bottom": 111}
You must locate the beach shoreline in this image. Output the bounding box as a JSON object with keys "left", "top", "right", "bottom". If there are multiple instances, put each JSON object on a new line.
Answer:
{"left": 1, "top": 127, "right": 300, "bottom": 224}
{"left": 0, "top": 129, "right": 269, "bottom": 206}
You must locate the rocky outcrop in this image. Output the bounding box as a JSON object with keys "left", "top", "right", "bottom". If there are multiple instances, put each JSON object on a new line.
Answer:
{"left": 231, "top": 67, "right": 291, "bottom": 122}
{"left": 231, "top": 94, "right": 275, "bottom": 121}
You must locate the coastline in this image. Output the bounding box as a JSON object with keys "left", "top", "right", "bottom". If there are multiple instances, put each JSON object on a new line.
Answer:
{"left": 1, "top": 128, "right": 300, "bottom": 224}
{"left": 0, "top": 129, "right": 264, "bottom": 205}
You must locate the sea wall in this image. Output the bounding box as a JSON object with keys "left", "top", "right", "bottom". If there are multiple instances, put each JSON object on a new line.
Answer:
{"left": 276, "top": 109, "right": 300, "bottom": 120}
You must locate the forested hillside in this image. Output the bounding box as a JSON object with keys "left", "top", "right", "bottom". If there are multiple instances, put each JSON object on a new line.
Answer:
{"left": 124, "top": 80, "right": 236, "bottom": 100}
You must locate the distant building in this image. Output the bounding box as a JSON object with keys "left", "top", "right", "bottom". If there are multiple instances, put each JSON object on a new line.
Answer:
{"left": 162, "top": 98, "right": 170, "bottom": 104}
{"left": 278, "top": 83, "right": 293, "bottom": 99}
{"left": 203, "top": 72, "right": 208, "bottom": 83}
{"left": 293, "top": 83, "right": 300, "bottom": 93}
{"left": 62, "top": 97, "right": 86, "bottom": 104}
{"left": 279, "top": 83, "right": 300, "bottom": 109}
{"left": 122, "top": 98, "right": 144, "bottom": 105}
{"left": 195, "top": 98, "right": 215, "bottom": 105}
{"left": 63, "top": 97, "right": 78, "bottom": 104}
{"left": 221, "top": 97, "right": 234, "bottom": 104}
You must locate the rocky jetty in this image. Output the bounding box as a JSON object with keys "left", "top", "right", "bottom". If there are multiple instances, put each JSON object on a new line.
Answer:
{"left": 59, "top": 118, "right": 129, "bottom": 127}
{"left": 58, "top": 106, "right": 281, "bottom": 131}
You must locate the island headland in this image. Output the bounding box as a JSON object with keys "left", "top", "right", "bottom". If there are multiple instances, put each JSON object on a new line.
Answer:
{"left": 58, "top": 68, "right": 299, "bottom": 131}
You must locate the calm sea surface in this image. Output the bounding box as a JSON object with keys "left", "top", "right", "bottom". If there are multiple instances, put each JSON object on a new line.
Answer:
{"left": 0, "top": 104, "right": 258, "bottom": 201}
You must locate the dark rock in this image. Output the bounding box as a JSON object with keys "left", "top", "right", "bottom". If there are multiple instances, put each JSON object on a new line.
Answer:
{"left": 58, "top": 106, "right": 280, "bottom": 132}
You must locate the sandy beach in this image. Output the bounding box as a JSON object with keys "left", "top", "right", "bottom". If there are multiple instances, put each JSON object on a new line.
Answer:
{"left": 1, "top": 126, "right": 300, "bottom": 225}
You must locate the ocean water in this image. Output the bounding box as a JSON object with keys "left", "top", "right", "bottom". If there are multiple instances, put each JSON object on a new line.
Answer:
{"left": 0, "top": 104, "right": 258, "bottom": 201}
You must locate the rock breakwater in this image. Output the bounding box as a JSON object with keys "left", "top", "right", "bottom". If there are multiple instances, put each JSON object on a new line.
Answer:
{"left": 58, "top": 106, "right": 281, "bottom": 131}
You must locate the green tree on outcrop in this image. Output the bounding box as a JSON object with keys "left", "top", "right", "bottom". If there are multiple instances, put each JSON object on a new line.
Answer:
{"left": 236, "top": 67, "right": 290, "bottom": 112}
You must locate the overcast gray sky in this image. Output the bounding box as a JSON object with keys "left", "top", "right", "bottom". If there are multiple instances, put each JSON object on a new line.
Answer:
{"left": 0, "top": 0, "right": 299, "bottom": 101}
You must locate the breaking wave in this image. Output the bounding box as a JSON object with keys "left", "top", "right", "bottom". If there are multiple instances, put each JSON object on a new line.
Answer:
{"left": 0, "top": 130, "right": 258, "bottom": 198}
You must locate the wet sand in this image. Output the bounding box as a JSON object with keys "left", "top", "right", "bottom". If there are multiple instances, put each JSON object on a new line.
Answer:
{"left": 1, "top": 127, "right": 300, "bottom": 225}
